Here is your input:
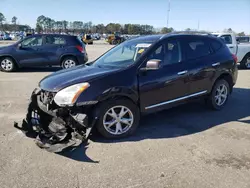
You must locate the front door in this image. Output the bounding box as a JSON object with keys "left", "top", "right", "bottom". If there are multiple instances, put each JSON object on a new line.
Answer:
{"left": 15, "top": 36, "right": 46, "bottom": 67}
{"left": 139, "top": 39, "right": 189, "bottom": 113}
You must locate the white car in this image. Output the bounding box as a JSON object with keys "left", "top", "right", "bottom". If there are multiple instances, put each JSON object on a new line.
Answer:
{"left": 213, "top": 33, "right": 250, "bottom": 69}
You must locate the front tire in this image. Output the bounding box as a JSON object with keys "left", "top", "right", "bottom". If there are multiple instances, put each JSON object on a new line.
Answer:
{"left": 207, "top": 79, "right": 230, "bottom": 110}
{"left": 0, "top": 57, "right": 16, "bottom": 72}
{"left": 61, "top": 57, "right": 77, "bottom": 69}
{"left": 96, "top": 99, "right": 140, "bottom": 139}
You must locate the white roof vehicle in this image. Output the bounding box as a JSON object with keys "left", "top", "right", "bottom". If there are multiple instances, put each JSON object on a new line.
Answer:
{"left": 212, "top": 32, "right": 250, "bottom": 69}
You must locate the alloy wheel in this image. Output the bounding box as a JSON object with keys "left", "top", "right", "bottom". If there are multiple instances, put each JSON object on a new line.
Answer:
{"left": 103, "top": 106, "right": 134, "bottom": 135}
{"left": 1, "top": 58, "right": 13, "bottom": 71}
{"left": 214, "top": 84, "right": 228, "bottom": 106}
{"left": 64, "top": 59, "right": 76, "bottom": 68}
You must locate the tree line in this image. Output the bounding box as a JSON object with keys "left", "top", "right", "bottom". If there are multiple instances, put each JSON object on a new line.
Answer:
{"left": 36, "top": 15, "right": 160, "bottom": 35}
{"left": 0, "top": 12, "right": 30, "bottom": 31}
{"left": 0, "top": 12, "right": 248, "bottom": 36}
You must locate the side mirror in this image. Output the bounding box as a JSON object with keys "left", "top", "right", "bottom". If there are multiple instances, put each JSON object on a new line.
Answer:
{"left": 141, "top": 59, "right": 161, "bottom": 71}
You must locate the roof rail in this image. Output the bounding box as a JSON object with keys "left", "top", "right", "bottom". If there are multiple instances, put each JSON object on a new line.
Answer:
{"left": 170, "top": 31, "right": 212, "bottom": 35}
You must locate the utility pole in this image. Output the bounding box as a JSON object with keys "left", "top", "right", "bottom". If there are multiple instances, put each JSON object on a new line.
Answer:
{"left": 167, "top": 0, "right": 171, "bottom": 28}
{"left": 198, "top": 20, "right": 200, "bottom": 30}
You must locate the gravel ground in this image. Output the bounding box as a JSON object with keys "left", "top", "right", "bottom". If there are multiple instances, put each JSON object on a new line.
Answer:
{"left": 0, "top": 41, "right": 250, "bottom": 188}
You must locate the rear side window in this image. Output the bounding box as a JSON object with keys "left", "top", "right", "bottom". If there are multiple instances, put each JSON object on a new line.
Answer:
{"left": 210, "top": 39, "right": 222, "bottom": 52}
{"left": 45, "top": 36, "right": 66, "bottom": 45}
{"left": 148, "top": 45, "right": 165, "bottom": 63}
{"left": 185, "top": 39, "right": 211, "bottom": 60}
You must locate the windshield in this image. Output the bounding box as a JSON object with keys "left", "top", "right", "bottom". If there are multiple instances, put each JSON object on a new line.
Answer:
{"left": 94, "top": 40, "right": 152, "bottom": 68}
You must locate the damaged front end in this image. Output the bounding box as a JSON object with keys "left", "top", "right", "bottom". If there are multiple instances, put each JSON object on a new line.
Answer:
{"left": 15, "top": 88, "right": 95, "bottom": 153}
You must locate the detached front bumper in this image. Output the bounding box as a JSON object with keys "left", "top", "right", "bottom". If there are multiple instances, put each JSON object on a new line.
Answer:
{"left": 14, "top": 88, "right": 94, "bottom": 153}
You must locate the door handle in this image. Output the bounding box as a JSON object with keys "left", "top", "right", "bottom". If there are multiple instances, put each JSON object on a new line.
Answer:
{"left": 177, "top": 70, "right": 188, "bottom": 75}
{"left": 229, "top": 46, "right": 234, "bottom": 49}
{"left": 212, "top": 62, "right": 220, "bottom": 67}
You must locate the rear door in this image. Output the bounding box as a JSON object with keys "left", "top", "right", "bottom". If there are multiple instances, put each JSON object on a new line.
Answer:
{"left": 182, "top": 36, "right": 218, "bottom": 95}
{"left": 139, "top": 38, "right": 190, "bottom": 112}
{"left": 40, "top": 35, "right": 67, "bottom": 66}
{"left": 15, "top": 36, "right": 46, "bottom": 67}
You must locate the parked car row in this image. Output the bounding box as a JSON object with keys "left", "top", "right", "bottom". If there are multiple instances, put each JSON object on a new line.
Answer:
{"left": 236, "top": 36, "right": 250, "bottom": 43}
{"left": 14, "top": 32, "right": 239, "bottom": 152}
{"left": 0, "top": 31, "right": 27, "bottom": 40}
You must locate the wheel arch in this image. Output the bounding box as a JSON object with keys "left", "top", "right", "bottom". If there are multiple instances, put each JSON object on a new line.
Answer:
{"left": 241, "top": 52, "right": 250, "bottom": 63}
{"left": 60, "top": 54, "right": 78, "bottom": 66}
{"left": 212, "top": 73, "right": 233, "bottom": 93}
{"left": 0, "top": 55, "right": 19, "bottom": 68}
{"left": 99, "top": 94, "right": 139, "bottom": 107}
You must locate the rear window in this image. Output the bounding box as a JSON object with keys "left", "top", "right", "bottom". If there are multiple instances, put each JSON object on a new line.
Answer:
{"left": 219, "top": 35, "right": 232, "bottom": 44}
{"left": 185, "top": 39, "right": 211, "bottom": 60}
{"left": 210, "top": 39, "right": 222, "bottom": 52}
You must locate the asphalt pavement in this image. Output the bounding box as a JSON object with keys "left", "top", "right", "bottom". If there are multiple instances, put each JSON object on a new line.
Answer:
{"left": 0, "top": 40, "right": 250, "bottom": 188}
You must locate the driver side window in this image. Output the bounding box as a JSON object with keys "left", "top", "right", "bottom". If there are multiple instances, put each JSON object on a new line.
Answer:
{"left": 148, "top": 45, "right": 165, "bottom": 62}
{"left": 21, "top": 37, "right": 43, "bottom": 47}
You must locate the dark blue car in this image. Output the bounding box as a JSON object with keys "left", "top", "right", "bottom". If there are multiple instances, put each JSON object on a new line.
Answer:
{"left": 0, "top": 34, "right": 88, "bottom": 72}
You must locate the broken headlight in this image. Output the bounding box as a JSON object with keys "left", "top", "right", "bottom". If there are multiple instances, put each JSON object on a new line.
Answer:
{"left": 54, "top": 83, "right": 90, "bottom": 106}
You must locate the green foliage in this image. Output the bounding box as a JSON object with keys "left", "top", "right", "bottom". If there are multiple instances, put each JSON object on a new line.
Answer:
{"left": 36, "top": 23, "right": 43, "bottom": 33}
{"left": 34, "top": 15, "right": 156, "bottom": 34}
{"left": 11, "top": 16, "right": 17, "bottom": 25}
{"left": 161, "top": 27, "right": 174, "bottom": 33}
{"left": 238, "top": 32, "right": 245, "bottom": 36}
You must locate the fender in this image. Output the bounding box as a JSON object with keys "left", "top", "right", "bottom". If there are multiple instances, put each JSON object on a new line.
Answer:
{"left": 0, "top": 54, "right": 20, "bottom": 68}
{"left": 210, "top": 69, "right": 234, "bottom": 92}
{"left": 76, "top": 85, "right": 139, "bottom": 107}
{"left": 59, "top": 53, "right": 76, "bottom": 62}
{"left": 97, "top": 86, "right": 139, "bottom": 104}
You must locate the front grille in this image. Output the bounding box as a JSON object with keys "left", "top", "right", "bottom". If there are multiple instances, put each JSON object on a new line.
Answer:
{"left": 40, "top": 90, "right": 56, "bottom": 105}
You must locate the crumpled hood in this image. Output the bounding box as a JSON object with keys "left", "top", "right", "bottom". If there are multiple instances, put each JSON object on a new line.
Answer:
{"left": 39, "top": 65, "right": 118, "bottom": 92}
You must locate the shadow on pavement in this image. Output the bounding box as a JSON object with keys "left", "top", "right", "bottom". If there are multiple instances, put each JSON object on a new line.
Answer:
{"left": 58, "top": 142, "right": 99, "bottom": 163}
{"left": 59, "top": 87, "right": 250, "bottom": 162}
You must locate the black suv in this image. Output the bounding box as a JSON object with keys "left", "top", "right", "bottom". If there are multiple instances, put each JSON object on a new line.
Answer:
{"left": 0, "top": 34, "right": 88, "bottom": 72}
{"left": 18, "top": 33, "right": 238, "bottom": 152}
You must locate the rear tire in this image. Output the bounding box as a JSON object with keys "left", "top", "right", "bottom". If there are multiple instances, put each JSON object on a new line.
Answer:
{"left": 61, "top": 57, "right": 77, "bottom": 69}
{"left": 0, "top": 57, "right": 17, "bottom": 72}
{"left": 206, "top": 79, "right": 230, "bottom": 110}
{"left": 95, "top": 99, "right": 140, "bottom": 139}
{"left": 240, "top": 54, "right": 250, "bottom": 69}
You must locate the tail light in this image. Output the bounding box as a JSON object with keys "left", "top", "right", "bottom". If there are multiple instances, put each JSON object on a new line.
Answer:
{"left": 232, "top": 54, "right": 238, "bottom": 63}
{"left": 76, "top": 45, "right": 85, "bottom": 53}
